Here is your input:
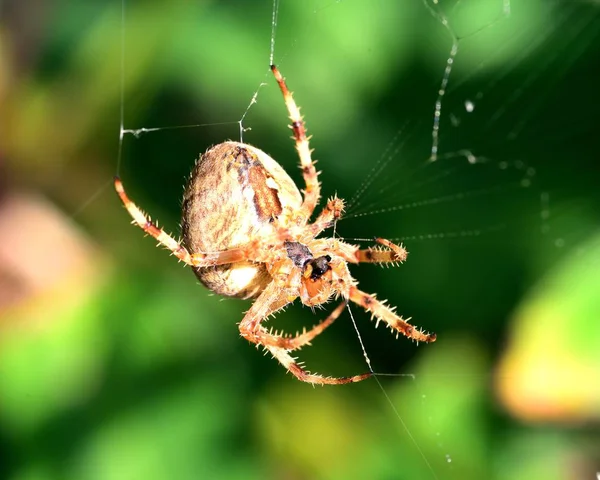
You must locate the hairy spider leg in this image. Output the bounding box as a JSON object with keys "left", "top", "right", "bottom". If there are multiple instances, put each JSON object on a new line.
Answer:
{"left": 306, "top": 195, "right": 345, "bottom": 238}
{"left": 267, "top": 344, "right": 371, "bottom": 385}
{"left": 266, "top": 300, "right": 347, "bottom": 351}
{"left": 239, "top": 280, "right": 371, "bottom": 384}
{"left": 271, "top": 65, "right": 320, "bottom": 222}
{"left": 306, "top": 200, "right": 409, "bottom": 266}
{"left": 114, "top": 177, "right": 263, "bottom": 267}
{"left": 347, "top": 285, "right": 437, "bottom": 343}
{"left": 355, "top": 238, "right": 409, "bottom": 264}
{"left": 317, "top": 237, "right": 408, "bottom": 267}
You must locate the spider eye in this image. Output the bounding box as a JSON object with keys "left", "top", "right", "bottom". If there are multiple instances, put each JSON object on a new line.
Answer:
{"left": 307, "top": 255, "right": 331, "bottom": 280}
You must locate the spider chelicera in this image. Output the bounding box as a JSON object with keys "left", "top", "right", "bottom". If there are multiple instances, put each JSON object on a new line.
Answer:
{"left": 114, "top": 65, "right": 436, "bottom": 385}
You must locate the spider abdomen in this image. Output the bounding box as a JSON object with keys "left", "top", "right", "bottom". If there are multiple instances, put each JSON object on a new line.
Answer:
{"left": 181, "top": 141, "right": 302, "bottom": 299}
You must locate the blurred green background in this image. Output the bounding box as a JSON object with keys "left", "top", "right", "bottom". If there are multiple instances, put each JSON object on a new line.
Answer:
{"left": 0, "top": 1, "right": 599, "bottom": 479}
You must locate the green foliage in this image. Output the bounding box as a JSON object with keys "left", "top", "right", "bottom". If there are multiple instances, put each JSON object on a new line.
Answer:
{"left": 0, "top": 1, "right": 598, "bottom": 479}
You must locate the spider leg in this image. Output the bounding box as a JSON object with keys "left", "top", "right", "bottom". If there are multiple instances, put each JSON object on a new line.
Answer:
{"left": 115, "top": 177, "right": 260, "bottom": 267}
{"left": 266, "top": 344, "right": 371, "bottom": 385}
{"left": 355, "top": 238, "right": 408, "bottom": 264}
{"left": 271, "top": 65, "right": 320, "bottom": 221}
{"left": 275, "top": 301, "right": 347, "bottom": 351}
{"left": 306, "top": 195, "right": 345, "bottom": 238}
{"left": 245, "top": 298, "right": 345, "bottom": 351}
{"left": 347, "top": 285, "right": 436, "bottom": 344}
{"left": 320, "top": 238, "right": 408, "bottom": 267}
{"left": 239, "top": 281, "right": 370, "bottom": 385}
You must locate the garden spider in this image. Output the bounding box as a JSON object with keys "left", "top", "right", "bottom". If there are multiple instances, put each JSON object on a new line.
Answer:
{"left": 114, "top": 65, "right": 436, "bottom": 385}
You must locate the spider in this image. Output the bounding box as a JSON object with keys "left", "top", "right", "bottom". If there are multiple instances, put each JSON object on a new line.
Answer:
{"left": 114, "top": 65, "right": 436, "bottom": 385}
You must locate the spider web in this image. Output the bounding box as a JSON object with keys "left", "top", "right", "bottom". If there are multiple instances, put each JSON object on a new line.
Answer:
{"left": 1, "top": 0, "right": 598, "bottom": 479}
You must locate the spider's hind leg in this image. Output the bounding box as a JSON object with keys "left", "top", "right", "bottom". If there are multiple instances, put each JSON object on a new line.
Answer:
{"left": 115, "top": 177, "right": 261, "bottom": 267}
{"left": 114, "top": 177, "right": 192, "bottom": 263}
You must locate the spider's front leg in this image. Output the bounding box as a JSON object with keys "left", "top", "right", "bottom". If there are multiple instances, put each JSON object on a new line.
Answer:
{"left": 327, "top": 237, "right": 408, "bottom": 267}
{"left": 115, "top": 177, "right": 261, "bottom": 267}
{"left": 347, "top": 285, "right": 436, "bottom": 344}
{"left": 271, "top": 65, "right": 320, "bottom": 221}
{"left": 239, "top": 280, "right": 370, "bottom": 385}
{"left": 355, "top": 238, "right": 408, "bottom": 264}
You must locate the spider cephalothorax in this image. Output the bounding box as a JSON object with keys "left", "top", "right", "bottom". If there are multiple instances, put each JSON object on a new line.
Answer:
{"left": 114, "top": 65, "right": 436, "bottom": 385}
